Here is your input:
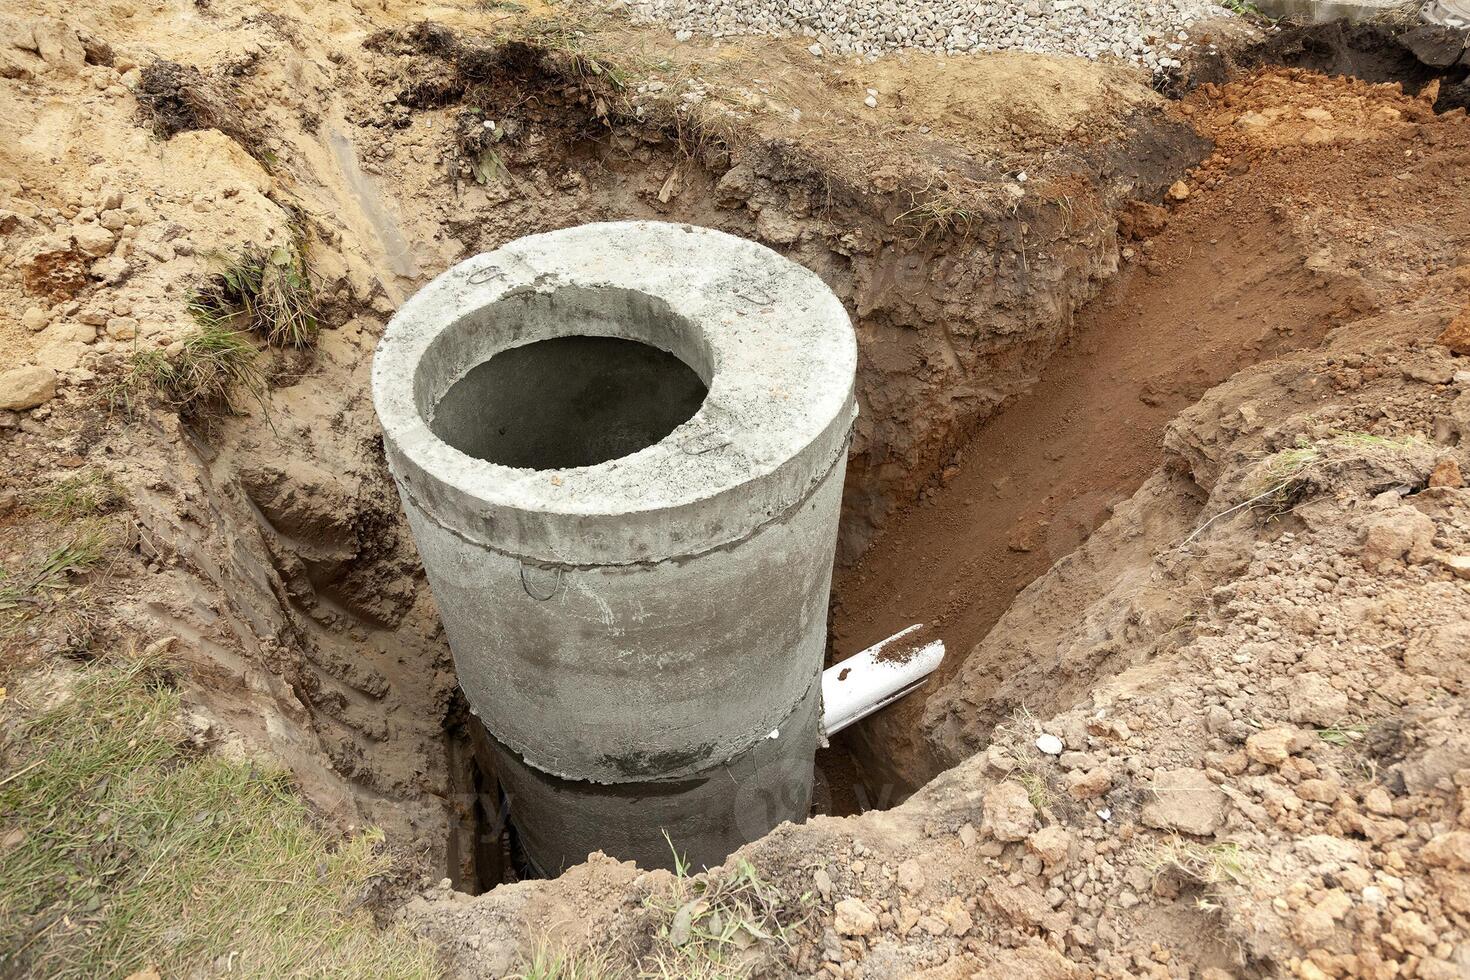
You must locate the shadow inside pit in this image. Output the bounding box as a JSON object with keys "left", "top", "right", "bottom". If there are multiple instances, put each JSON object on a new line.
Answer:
{"left": 447, "top": 706, "right": 896, "bottom": 892}
{"left": 1190, "top": 18, "right": 1470, "bottom": 113}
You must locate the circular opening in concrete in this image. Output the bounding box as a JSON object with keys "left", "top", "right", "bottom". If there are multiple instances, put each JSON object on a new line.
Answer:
{"left": 379, "top": 229, "right": 857, "bottom": 566}
{"left": 429, "top": 335, "right": 708, "bottom": 470}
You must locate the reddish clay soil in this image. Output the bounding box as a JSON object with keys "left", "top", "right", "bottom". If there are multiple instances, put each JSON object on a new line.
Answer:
{"left": 830, "top": 67, "right": 1463, "bottom": 796}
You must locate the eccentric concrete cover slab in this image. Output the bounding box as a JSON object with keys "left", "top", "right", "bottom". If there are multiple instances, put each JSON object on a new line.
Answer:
{"left": 373, "top": 222, "right": 857, "bottom": 803}
{"left": 373, "top": 221, "right": 857, "bottom": 566}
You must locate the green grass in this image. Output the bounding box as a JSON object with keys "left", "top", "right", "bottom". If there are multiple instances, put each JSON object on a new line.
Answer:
{"left": 1220, "top": 0, "right": 1277, "bottom": 22}
{"left": 0, "top": 529, "right": 111, "bottom": 626}
{"left": 190, "top": 237, "right": 319, "bottom": 348}
{"left": 1014, "top": 770, "right": 1055, "bottom": 813}
{"left": 0, "top": 654, "right": 440, "bottom": 978}
{"left": 1246, "top": 432, "right": 1429, "bottom": 501}
{"left": 517, "top": 941, "right": 621, "bottom": 980}
{"left": 1317, "top": 723, "right": 1367, "bottom": 747}
{"left": 1185, "top": 432, "right": 1431, "bottom": 545}
{"left": 471, "top": 146, "right": 511, "bottom": 186}
{"left": 35, "top": 472, "right": 123, "bottom": 522}
{"left": 113, "top": 323, "right": 266, "bottom": 418}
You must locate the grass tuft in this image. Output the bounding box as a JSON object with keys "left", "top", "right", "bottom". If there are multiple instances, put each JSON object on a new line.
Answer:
{"left": 1144, "top": 839, "right": 1254, "bottom": 887}
{"left": 133, "top": 60, "right": 268, "bottom": 163}
{"left": 640, "top": 853, "right": 811, "bottom": 979}
{"left": 1184, "top": 432, "right": 1432, "bottom": 546}
{"left": 0, "top": 655, "right": 439, "bottom": 978}
{"left": 1245, "top": 433, "right": 1430, "bottom": 507}
{"left": 0, "top": 529, "right": 112, "bottom": 625}
{"left": 34, "top": 472, "right": 123, "bottom": 523}
{"left": 111, "top": 324, "right": 266, "bottom": 419}
{"left": 517, "top": 940, "right": 620, "bottom": 980}
{"left": 1015, "top": 769, "right": 1055, "bottom": 813}
{"left": 895, "top": 193, "right": 980, "bottom": 242}
{"left": 134, "top": 61, "right": 223, "bottom": 140}
{"left": 190, "top": 237, "right": 319, "bottom": 349}
{"left": 493, "top": 17, "right": 635, "bottom": 91}
{"left": 989, "top": 706, "right": 1063, "bottom": 814}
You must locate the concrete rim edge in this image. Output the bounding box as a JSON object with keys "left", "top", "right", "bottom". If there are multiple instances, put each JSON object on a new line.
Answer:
{"left": 371, "top": 221, "right": 858, "bottom": 566}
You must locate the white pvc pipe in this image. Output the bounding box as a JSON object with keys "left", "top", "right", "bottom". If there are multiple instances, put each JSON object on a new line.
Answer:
{"left": 821, "top": 624, "right": 945, "bottom": 736}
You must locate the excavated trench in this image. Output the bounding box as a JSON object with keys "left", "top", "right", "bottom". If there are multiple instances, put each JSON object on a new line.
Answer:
{"left": 385, "top": 161, "right": 1342, "bottom": 889}
{"left": 118, "top": 17, "right": 1466, "bottom": 896}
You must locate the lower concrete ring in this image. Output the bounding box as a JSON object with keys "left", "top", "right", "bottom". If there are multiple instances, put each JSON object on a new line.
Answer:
{"left": 477, "top": 681, "right": 822, "bottom": 875}
{"left": 372, "top": 221, "right": 858, "bottom": 783}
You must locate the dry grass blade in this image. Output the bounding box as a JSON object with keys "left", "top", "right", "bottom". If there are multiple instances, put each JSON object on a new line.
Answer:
{"left": 1144, "top": 838, "right": 1255, "bottom": 887}
{"left": 1183, "top": 432, "right": 1432, "bottom": 545}
{"left": 494, "top": 16, "right": 635, "bottom": 91}
{"left": 641, "top": 855, "right": 813, "bottom": 979}
{"left": 896, "top": 194, "right": 980, "bottom": 241}
{"left": 518, "top": 940, "right": 623, "bottom": 979}
{"left": 986, "top": 706, "right": 1067, "bottom": 812}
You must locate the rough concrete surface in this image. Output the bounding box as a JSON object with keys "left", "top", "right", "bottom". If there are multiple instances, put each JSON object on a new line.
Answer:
{"left": 372, "top": 221, "right": 857, "bottom": 869}
{"left": 475, "top": 682, "right": 822, "bottom": 874}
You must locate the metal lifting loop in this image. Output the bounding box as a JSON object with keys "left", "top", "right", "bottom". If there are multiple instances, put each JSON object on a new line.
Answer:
{"left": 518, "top": 562, "right": 562, "bottom": 601}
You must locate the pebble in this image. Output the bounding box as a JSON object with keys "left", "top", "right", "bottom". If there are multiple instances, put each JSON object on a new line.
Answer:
{"left": 106, "top": 316, "right": 138, "bottom": 341}
{"left": 0, "top": 366, "right": 58, "bottom": 411}
{"left": 833, "top": 897, "right": 878, "bottom": 937}
{"left": 1139, "top": 767, "right": 1227, "bottom": 836}
{"left": 71, "top": 223, "right": 116, "bottom": 257}
{"left": 1035, "top": 733, "right": 1064, "bottom": 755}
{"left": 982, "top": 780, "right": 1037, "bottom": 841}
{"left": 1246, "top": 727, "right": 1298, "bottom": 767}
{"left": 897, "top": 859, "right": 925, "bottom": 894}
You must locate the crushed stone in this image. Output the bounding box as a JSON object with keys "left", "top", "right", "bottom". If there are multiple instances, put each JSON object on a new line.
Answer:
{"left": 626, "top": 0, "right": 1230, "bottom": 72}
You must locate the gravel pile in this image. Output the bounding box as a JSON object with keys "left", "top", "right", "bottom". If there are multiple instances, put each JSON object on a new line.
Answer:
{"left": 628, "top": 0, "right": 1230, "bottom": 73}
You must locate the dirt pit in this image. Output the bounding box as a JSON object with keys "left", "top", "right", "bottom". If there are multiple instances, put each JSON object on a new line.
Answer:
{"left": 4, "top": 0, "right": 1470, "bottom": 976}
